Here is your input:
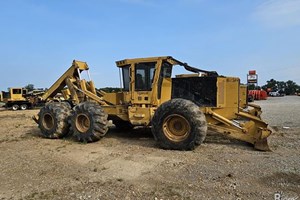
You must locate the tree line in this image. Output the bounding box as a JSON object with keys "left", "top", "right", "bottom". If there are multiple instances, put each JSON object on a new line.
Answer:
{"left": 24, "top": 84, "right": 122, "bottom": 93}
{"left": 248, "top": 79, "right": 300, "bottom": 95}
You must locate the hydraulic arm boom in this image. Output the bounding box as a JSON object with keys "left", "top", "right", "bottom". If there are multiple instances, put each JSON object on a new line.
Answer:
{"left": 41, "top": 60, "right": 89, "bottom": 101}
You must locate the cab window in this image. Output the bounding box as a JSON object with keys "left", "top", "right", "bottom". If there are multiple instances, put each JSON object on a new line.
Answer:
{"left": 135, "top": 62, "right": 156, "bottom": 91}
{"left": 12, "top": 89, "right": 22, "bottom": 94}
{"left": 157, "top": 62, "right": 173, "bottom": 99}
{"left": 122, "top": 65, "right": 130, "bottom": 91}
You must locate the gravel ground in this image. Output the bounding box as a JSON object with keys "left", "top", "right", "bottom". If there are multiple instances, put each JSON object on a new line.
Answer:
{"left": 0, "top": 96, "right": 299, "bottom": 200}
{"left": 255, "top": 95, "right": 300, "bottom": 128}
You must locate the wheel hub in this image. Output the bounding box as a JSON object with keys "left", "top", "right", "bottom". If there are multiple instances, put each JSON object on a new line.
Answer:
{"left": 163, "top": 114, "right": 191, "bottom": 142}
{"left": 76, "top": 114, "right": 91, "bottom": 133}
{"left": 42, "top": 113, "right": 54, "bottom": 130}
{"left": 20, "top": 104, "right": 27, "bottom": 110}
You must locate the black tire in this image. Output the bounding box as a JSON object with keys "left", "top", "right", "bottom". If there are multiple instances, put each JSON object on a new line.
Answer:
{"left": 114, "top": 120, "right": 133, "bottom": 130}
{"left": 151, "top": 98, "right": 207, "bottom": 150}
{"left": 61, "top": 101, "right": 72, "bottom": 109}
{"left": 70, "top": 102, "right": 108, "bottom": 143}
{"left": 38, "top": 102, "right": 71, "bottom": 138}
{"left": 12, "top": 104, "right": 19, "bottom": 111}
{"left": 20, "top": 104, "right": 28, "bottom": 110}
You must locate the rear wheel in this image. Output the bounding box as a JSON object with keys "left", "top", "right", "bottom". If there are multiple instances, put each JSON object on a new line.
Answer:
{"left": 151, "top": 98, "right": 207, "bottom": 150}
{"left": 70, "top": 102, "right": 108, "bottom": 143}
{"left": 20, "top": 104, "right": 28, "bottom": 110}
{"left": 38, "top": 102, "right": 71, "bottom": 138}
{"left": 12, "top": 104, "right": 19, "bottom": 111}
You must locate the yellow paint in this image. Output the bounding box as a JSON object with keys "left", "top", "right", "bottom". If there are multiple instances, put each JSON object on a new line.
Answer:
{"left": 35, "top": 57, "right": 272, "bottom": 150}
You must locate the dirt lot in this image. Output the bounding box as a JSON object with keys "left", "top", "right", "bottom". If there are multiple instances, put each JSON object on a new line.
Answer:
{"left": 0, "top": 96, "right": 299, "bottom": 200}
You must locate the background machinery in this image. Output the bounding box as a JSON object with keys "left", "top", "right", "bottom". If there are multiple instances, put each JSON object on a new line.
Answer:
{"left": 1, "top": 88, "right": 33, "bottom": 110}
{"left": 33, "top": 57, "right": 271, "bottom": 151}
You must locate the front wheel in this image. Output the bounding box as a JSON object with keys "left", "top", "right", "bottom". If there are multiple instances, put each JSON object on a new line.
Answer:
{"left": 151, "top": 99, "right": 207, "bottom": 150}
{"left": 70, "top": 102, "right": 108, "bottom": 143}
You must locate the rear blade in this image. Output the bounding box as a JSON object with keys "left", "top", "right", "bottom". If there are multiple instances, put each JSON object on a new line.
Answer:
{"left": 254, "top": 138, "right": 271, "bottom": 151}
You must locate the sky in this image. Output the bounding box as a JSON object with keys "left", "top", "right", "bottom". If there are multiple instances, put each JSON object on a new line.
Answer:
{"left": 0, "top": 0, "right": 300, "bottom": 90}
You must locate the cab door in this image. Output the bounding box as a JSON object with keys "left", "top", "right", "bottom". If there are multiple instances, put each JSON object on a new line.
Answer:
{"left": 132, "top": 62, "right": 156, "bottom": 104}
{"left": 128, "top": 62, "right": 157, "bottom": 125}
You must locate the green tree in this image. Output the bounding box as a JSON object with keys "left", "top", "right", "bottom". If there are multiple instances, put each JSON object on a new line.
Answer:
{"left": 24, "top": 84, "right": 35, "bottom": 91}
{"left": 262, "top": 79, "right": 300, "bottom": 95}
{"left": 265, "top": 79, "right": 278, "bottom": 91}
{"left": 285, "top": 80, "right": 298, "bottom": 95}
{"left": 98, "top": 87, "right": 122, "bottom": 93}
{"left": 247, "top": 84, "right": 255, "bottom": 90}
{"left": 277, "top": 81, "right": 286, "bottom": 94}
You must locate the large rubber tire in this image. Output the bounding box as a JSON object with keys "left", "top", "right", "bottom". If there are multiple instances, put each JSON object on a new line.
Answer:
{"left": 12, "top": 104, "right": 19, "bottom": 111}
{"left": 151, "top": 98, "right": 207, "bottom": 150}
{"left": 70, "top": 102, "right": 108, "bottom": 143}
{"left": 38, "top": 102, "right": 71, "bottom": 138}
{"left": 61, "top": 101, "right": 72, "bottom": 109}
{"left": 20, "top": 104, "right": 28, "bottom": 110}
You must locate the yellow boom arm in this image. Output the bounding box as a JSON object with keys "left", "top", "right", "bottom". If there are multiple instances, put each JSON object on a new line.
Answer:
{"left": 41, "top": 60, "right": 91, "bottom": 103}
